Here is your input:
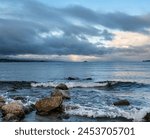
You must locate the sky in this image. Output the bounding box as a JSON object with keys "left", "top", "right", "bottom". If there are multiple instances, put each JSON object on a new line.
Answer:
{"left": 0, "top": 0, "right": 150, "bottom": 61}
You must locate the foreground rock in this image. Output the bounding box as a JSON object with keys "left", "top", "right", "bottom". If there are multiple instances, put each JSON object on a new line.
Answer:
{"left": 3, "top": 113, "right": 19, "bottom": 122}
{"left": 35, "top": 83, "right": 70, "bottom": 115}
{"left": 55, "top": 83, "right": 69, "bottom": 90}
{"left": 1, "top": 102, "right": 25, "bottom": 121}
{"left": 0, "top": 96, "right": 5, "bottom": 109}
{"left": 52, "top": 89, "right": 70, "bottom": 99}
{"left": 144, "top": 113, "right": 150, "bottom": 122}
{"left": 113, "top": 100, "right": 130, "bottom": 106}
{"left": 35, "top": 95, "right": 63, "bottom": 115}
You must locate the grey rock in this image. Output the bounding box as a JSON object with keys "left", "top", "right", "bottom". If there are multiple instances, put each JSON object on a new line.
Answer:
{"left": 113, "top": 100, "right": 130, "bottom": 106}
{"left": 55, "top": 83, "right": 69, "bottom": 90}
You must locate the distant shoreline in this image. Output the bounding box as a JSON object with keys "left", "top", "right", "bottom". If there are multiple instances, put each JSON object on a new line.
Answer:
{"left": 143, "top": 60, "right": 150, "bottom": 62}
{"left": 0, "top": 59, "right": 55, "bottom": 62}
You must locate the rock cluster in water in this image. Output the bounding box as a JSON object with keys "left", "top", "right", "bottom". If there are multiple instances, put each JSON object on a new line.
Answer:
{"left": 0, "top": 82, "right": 150, "bottom": 122}
{"left": 35, "top": 83, "right": 70, "bottom": 115}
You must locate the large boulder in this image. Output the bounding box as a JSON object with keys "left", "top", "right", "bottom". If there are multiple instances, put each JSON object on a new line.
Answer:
{"left": 1, "top": 102, "right": 25, "bottom": 121}
{"left": 35, "top": 95, "right": 63, "bottom": 115}
{"left": 52, "top": 89, "right": 70, "bottom": 99}
{"left": 0, "top": 96, "right": 5, "bottom": 109}
{"left": 144, "top": 113, "right": 150, "bottom": 122}
{"left": 55, "top": 83, "right": 69, "bottom": 90}
{"left": 113, "top": 99, "right": 130, "bottom": 106}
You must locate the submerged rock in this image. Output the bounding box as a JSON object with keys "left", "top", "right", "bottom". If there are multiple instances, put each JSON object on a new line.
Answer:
{"left": 35, "top": 96, "right": 63, "bottom": 115}
{"left": 52, "top": 89, "right": 70, "bottom": 99}
{"left": 1, "top": 102, "right": 25, "bottom": 121}
{"left": 55, "top": 83, "right": 69, "bottom": 90}
{"left": 144, "top": 113, "right": 150, "bottom": 122}
{"left": 113, "top": 100, "right": 130, "bottom": 106}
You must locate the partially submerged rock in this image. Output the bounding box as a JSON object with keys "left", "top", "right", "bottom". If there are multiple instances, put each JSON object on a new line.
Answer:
{"left": 144, "top": 113, "right": 150, "bottom": 122}
{"left": 113, "top": 99, "right": 130, "bottom": 106}
{"left": 13, "top": 96, "right": 27, "bottom": 103}
{"left": 66, "top": 77, "right": 79, "bottom": 80}
{"left": 1, "top": 102, "right": 25, "bottom": 121}
{"left": 55, "top": 83, "right": 69, "bottom": 90}
{"left": 35, "top": 96, "right": 63, "bottom": 115}
{"left": 84, "top": 78, "right": 92, "bottom": 80}
{"left": 52, "top": 89, "right": 70, "bottom": 99}
{"left": 24, "top": 104, "right": 35, "bottom": 114}
{"left": 64, "top": 105, "right": 79, "bottom": 111}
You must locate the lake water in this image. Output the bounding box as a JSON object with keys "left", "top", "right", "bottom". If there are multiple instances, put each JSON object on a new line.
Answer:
{"left": 0, "top": 61, "right": 150, "bottom": 122}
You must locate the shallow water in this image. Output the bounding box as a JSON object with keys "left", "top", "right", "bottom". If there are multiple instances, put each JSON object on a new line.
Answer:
{"left": 0, "top": 61, "right": 150, "bottom": 122}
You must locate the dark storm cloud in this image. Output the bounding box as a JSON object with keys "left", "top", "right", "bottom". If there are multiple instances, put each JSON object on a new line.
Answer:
{"left": 62, "top": 5, "right": 150, "bottom": 33}
{"left": 0, "top": 0, "right": 149, "bottom": 57}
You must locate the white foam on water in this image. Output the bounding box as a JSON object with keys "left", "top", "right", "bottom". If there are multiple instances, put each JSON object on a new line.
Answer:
{"left": 64, "top": 104, "right": 150, "bottom": 121}
{"left": 31, "top": 81, "right": 107, "bottom": 88}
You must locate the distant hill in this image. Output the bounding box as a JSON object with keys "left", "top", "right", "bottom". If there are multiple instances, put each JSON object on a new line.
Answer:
{"left": 143, "top": 60, "right": 150, "bottom": 62}
{"left": 0, "top": 59, "right": 47, "bottom": 62}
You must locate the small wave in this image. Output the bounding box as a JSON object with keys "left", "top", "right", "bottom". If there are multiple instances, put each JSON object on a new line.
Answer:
{"left": 64, "top": 104, "right": 150, "bottom": 121}
{"left": 31, "top": 81, "right": 108, "bottom": 88}
{"left": 31, "top": 80, "right": 148, "bottom": 89}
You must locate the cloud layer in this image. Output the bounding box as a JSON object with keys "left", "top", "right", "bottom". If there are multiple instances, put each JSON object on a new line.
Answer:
{"left": 0, "top": 0, "right": 150, "bottom": 60}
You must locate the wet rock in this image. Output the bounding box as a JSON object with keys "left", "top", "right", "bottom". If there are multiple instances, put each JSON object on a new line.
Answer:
{"left": 64, "top": 105, "right": 79, "bottom": 111}
{"left": 3, "top": 113, "right": 19, "bottom": 122}
{"left": 84, "top": 78, "right": 92, "bottom": 80}
{"left": 113, "top": 100, "right": 130, "bottom": 106}
{"left": 66, "top": 77, "right": 79, "bottom": 80}
{"left": 52, "top": 89, "right": 70, "bottom": 99}
{"left": 1, "top": 102, "right": 25, "bottom": 121}
{"left": 55, "top": 83, "right": 69, "bottom": 90}
{"left": 0, "top": 96, "right": 5, "bottom": 109}
{"left": 106, "top": 81, "right": 113, "bottom": 88}
{"left": 24, "top": 104, "right": 35, "bottom": 114}
{"left": 35, "top": 96, "right": 63, "bottom": 115}
{"left": 0, "top": 96, "right": 5, "bottom": 103}
{"left": 58, "top": 114, "right": 70, "bottom": 120}
{"left": 0, "top": 102, "right": 5, "bottom": 109}
{"left": 13, "top": 96, "right": 27, "bottom": 103}
{"left": 144, "top": 113, "right": 150, "bottom": 122}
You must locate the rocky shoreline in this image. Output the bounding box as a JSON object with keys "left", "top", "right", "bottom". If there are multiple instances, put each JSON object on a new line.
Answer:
{"left": 0, "top": 82, "right": 150, "bottom": 122}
